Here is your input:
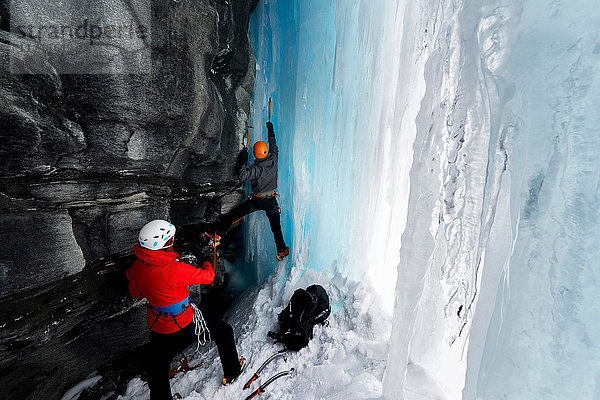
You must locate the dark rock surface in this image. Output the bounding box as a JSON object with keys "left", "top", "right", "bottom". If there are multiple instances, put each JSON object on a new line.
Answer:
{"left": 0, "top": 0, "right": 257, "bottom": 296}
{"left": 0, "top": 224, "right": 240, "bottom": 400}
{"left": 0, "top": 0, "right": 260, "bottom": 399}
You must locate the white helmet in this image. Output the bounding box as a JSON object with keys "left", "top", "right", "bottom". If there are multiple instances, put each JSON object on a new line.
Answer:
{"left": 138, "top": 219, "right": 176, "bottom": 250}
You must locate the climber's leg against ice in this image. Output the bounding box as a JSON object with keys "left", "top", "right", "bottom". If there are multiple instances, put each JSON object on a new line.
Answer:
{"left": 267, "top": 203, "right": 287, "bottom": 253}
{"left": 253, "top": 195, "right": 288, "bottom": 260}
{"left": 209, "top": 200, "right": 256, "bottom": 245}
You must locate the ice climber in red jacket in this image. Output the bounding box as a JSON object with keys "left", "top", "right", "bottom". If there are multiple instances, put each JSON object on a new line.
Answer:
{"left": 126, "top": 219, "right": 244, "bottom": 400}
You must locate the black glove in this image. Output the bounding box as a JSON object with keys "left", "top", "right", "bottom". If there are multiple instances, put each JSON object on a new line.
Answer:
{"left": 266, "top": 121, "right": 273, "bottom": 131}
{"left": 198, "top": 246, "right": 214, "bottom": 262}
{"left": 236, "top": 148, "right": 248, "bottom": 170}
{"left": 180, "top": 252, "right": 198, "bottom": 267}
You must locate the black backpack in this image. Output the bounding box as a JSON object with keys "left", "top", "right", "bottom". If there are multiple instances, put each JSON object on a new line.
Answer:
{"left": 268, "top": 284, "right": 331, "bottom": 351}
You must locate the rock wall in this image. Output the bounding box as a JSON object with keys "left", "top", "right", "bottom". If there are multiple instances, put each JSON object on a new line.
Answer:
{"left": 0, "top": 0, "right": 257, "bottom": 295}
{"left": 0, "top": 0, "right": 259, "bottom": 399}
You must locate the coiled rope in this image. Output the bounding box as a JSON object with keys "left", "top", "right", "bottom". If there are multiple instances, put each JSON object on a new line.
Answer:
{"left": 190, "top": 302, "right": 210, "bottom": 352}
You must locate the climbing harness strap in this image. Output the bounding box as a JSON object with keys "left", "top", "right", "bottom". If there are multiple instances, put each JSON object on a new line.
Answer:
{"left": 148, "top": 297, "right": 189, "bottom": 330}
{"left": 191, "top": 302, "right": 210, "bottom": 352}
{"left": 150, "top": 296, "right": 189, "bottom": 316}
{"left": 250, "top": 190, "right": 278, "bottom": 198}
{"left": 148, "top": 299, "right": 209, "bottom": 351}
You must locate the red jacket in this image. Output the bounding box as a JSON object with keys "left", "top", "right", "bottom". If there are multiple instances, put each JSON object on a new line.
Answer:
{"left": 126, "top": 244, "right": 215, "bottom": 334}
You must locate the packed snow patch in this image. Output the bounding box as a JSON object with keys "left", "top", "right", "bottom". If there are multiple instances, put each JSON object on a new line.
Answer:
{"left": 60, "top": 375, "right": 102, "bottom": 400}
{"left": 119, "top": 261, "right": 392, "bottom": 400}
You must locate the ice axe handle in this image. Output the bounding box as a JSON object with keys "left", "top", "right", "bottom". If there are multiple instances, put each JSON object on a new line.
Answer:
{"left": 243, "top": 373, "right": 259, "bottom": 390}
{"left": 245, "top": 388, "right": 262, "bottom": 400}
{"left": 268, "top": 97, "right": 272, "bottom": 122}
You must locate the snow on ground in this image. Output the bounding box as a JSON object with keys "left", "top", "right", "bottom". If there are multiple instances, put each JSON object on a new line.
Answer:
{"left": 60, "top": 376, "right": 102, "bottom": 400}
{"left": 119, "top": 260, "right": 392, "bottom": 400}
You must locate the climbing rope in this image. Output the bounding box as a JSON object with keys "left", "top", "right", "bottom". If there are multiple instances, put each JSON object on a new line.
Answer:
{"left": 190, "top": 302, "right": 210, "bottom": 352}
{"left": 211, "top": 231, "right": 218, "bottom": 285}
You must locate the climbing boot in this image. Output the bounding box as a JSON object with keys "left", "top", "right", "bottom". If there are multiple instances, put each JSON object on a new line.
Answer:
{"left": 222, "top": 357, "right": 246, "bottom": 386}
{"left": 276, "top": 247, "right": 289, "bottom": 261}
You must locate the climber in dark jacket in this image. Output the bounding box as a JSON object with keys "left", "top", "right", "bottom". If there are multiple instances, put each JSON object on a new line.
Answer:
{"left": 209, "top": 121, "right": 289, "bottom": 261}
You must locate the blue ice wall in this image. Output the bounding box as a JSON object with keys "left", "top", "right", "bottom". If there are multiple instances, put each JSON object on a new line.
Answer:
{"left": 249, "top": 0, "right": 600, "bottom": 398}
{"left": 244, "top": 1, "right": 300, "bottom": 284}
{"left": 249, "top": 0, "right": 383, "bottom": 281}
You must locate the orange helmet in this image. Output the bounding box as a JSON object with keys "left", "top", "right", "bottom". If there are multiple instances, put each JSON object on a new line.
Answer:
{"left": 253, "top": 141, "right": 268, "bottom": 159}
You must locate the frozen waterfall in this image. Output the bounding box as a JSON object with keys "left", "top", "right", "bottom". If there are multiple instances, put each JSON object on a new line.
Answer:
{"left": 115, "top": 1, "right": 600, "bottom": 399}
{"left": 248, "top": 0, "right": 600, "bottom": 399}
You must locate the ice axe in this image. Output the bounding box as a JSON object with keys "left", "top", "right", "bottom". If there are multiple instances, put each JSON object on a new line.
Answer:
{"left": 243, "top": 125, "right": 253, "bottom": 149}
{"left": 268, "top": 97, "right": 272, "bottom": 122}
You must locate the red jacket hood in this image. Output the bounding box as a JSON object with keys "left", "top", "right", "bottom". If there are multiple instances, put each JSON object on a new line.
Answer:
{"left": 132, "top": 244, "right": 178, "bottom": 266}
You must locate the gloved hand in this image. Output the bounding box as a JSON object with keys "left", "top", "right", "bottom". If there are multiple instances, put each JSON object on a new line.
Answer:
{"left": 180, "top": 252, "right": 198, "bottom": 267}
{"left": 200, "top": 261, "right": 212, "bottom": 270}
{"left": 266, "top": 121, "right": 273, "bottom": 131}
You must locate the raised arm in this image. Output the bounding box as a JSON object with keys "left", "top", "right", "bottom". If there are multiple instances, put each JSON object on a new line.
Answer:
{"left": 171, "top": 261, "right": 215, "bottom": 287}
{"left": 266, "top": 121, "right": 278, "bottom": 156}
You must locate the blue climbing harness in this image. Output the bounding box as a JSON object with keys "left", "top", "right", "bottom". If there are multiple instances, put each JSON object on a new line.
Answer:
{"left": 151, "top": 296, "right": 189, "bottom": 316}
{"left": 148, "top": 296, "right": 210, "bottom": 349}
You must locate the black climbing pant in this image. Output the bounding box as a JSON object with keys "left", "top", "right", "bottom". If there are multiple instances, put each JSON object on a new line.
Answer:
{"left": 145, "top": 314, "right": 240, "bottom": 400}
{"left": 216, "top": 195, "right": 287, "bottom": 253}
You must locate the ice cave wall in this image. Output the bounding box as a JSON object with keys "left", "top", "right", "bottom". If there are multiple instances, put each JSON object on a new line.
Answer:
{"left": 385, "top": 0, "right": 600, "bottom": 399}
{"left": 0, "top": 0, "right": 256, "bottom": 296}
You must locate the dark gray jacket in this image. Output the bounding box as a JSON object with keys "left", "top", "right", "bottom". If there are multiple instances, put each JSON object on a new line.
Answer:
{"left": 237, "top": 124, "right": 278, "bottom": 194}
